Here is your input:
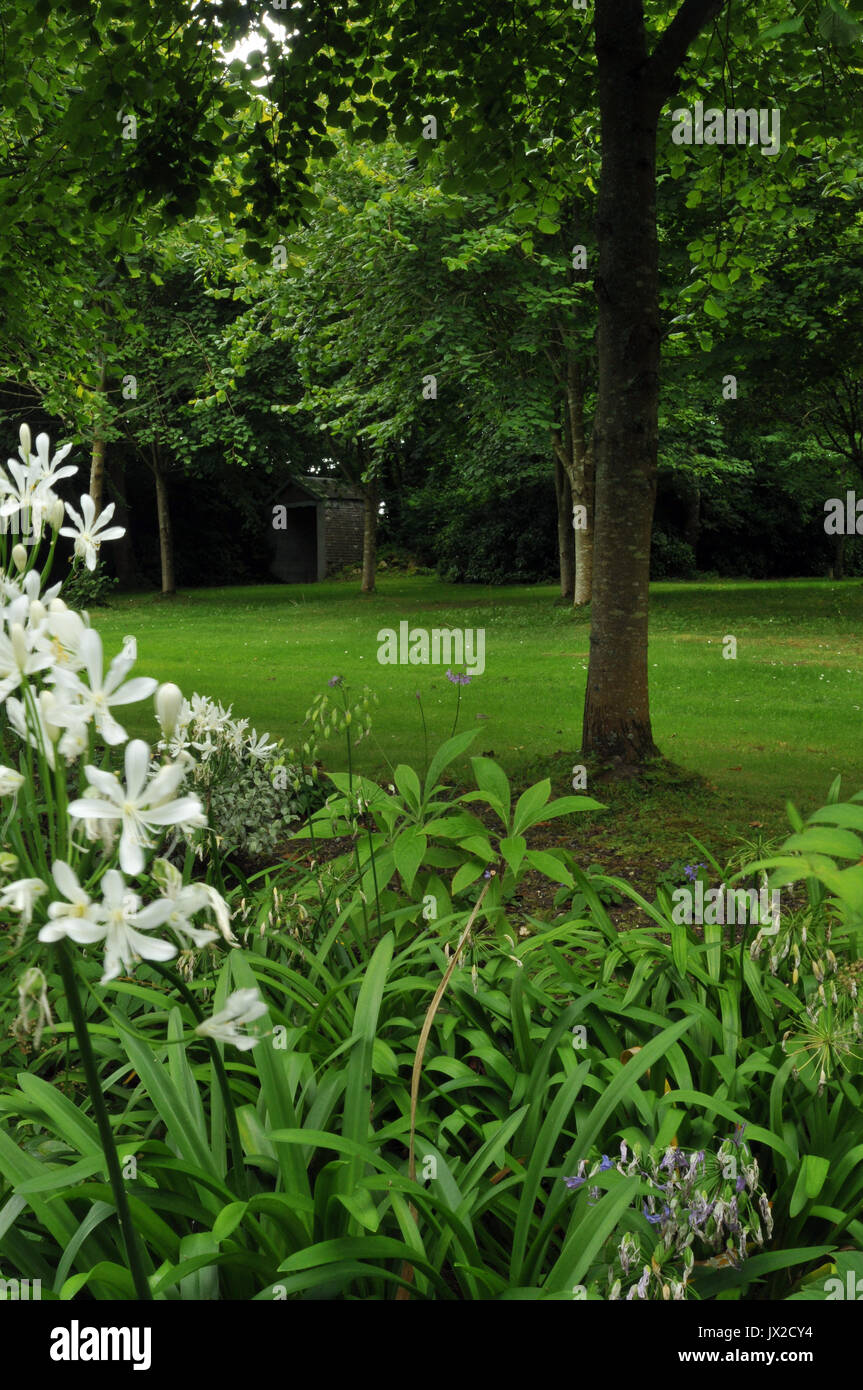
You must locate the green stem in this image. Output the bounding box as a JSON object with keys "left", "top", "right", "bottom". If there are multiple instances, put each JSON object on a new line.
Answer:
{"left": 55, "top": 941, "right": 152, "bottom": 1300}
{"left": 450, "top": 684, "right": 462, "bottom": 740}
{"left": 148, "top": 961, "right": 249, "bottom": 1200}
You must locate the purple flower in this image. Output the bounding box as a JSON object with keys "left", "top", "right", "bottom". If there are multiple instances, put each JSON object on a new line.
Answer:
{"left": 687, "top": 1196, "right": 715, "bottom": 1229}
{"left": 446, "top": 669, "right": 471, "bottom": 686}
{"left": 735, "top": 1174, "right": 746, "bottom": 1192}
{"left": 684, "top": 862, "right": 707, "bottom": 882}
{"left": 327, "top": 676, "right": 342, "bottom": 688}
{"left": 598, "top": 1154, "right": 614, "bottom": 1172}
{"left": 730, "top": 1123, "right": 748, "bottom": 1149}
{"left": 643, "top": 1201, "right": 671, "bottom": 1225}
{"left": 563, "top": 1174, "right": 587, "bottom": 1190}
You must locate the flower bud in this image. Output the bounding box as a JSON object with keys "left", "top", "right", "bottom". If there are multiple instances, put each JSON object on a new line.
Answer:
{"left": 155, "top": 682, "right": 183, "bottom": 737}
{"left": 0, "top": 851, "right": 19, "bottom": 874}
{"left": 19, "top": 423, "right": 31, "bottom": 458}
{"left": 38, "top": 690, "right": 61, "bottom": 743}
{"left": 29, "top": 599, "right": 46, "bottom": 626}
{"left": 47, "top": 495, "right": 66, "bottom": 531}
{"left": 11, "top": 544, "right": 28, "bottom": 572}
{"left": 0, "top": 768, "right": 23, "bottom": 797}
{"left": 10, "top": 622, "right": 28, "bottom": 670}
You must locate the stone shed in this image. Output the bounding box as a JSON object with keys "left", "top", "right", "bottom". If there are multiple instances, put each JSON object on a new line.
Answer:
{"left": 269, "top": 476, "right": 365, "bottom": 583}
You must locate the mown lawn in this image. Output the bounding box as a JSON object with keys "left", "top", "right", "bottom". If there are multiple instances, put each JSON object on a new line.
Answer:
{"left": 95, "top": 575, "right": 863, "bottom": 866}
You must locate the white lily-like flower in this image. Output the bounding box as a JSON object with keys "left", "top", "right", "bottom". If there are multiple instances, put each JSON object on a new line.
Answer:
{"left": 15, "top": 965, "right": 54, "bottom": 1049}
{"left": 51, "top": 628, "right": 157, "bottom": 745}
{"left": 68, "top": 739, "right": 205, "bottom": 875}
{"left": 34, "top": 604, "right": 89, "bottom": 673}
{"left": 194, "top": 987, "right": 267, "bottom": 1050}
{"left": 0, "top": 620, "right": 54, "bottom": 702}
{"left": 246, "top": 729, "right": 278, "bottom": 762}
{"left": 40, "top": 868, "right": 175, "bottom": 984}
{"left": 198, "top": 881, "right": 239, "bottom": 946}
{"left": 6, "top": 694, "right": 56, "bottom": 769}
{"left": 40, "top": 860, "right": 103, "bottom": 940}
{"left": 60, "top": 495, "right": 125, "bottom": 571}
{"left": 0, "top": 766, "right": 25, "bottom": 796}
{"left": 0, "top": 877, "right": 47, "bottom": 941}
{"left": 31, "top": 432, "right": 76, "bottom": 484}
{"left": 150, "top": 858, "right": 219, "bottom": 948}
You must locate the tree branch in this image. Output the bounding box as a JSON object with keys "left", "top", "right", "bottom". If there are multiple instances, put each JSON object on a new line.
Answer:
{"left": 648, "top": 0, "right": 729, "bottom": 104}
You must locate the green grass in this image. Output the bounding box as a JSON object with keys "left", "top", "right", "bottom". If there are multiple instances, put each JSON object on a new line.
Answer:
{"left": 94, "top": 575, "right": 863, "bottom": 861}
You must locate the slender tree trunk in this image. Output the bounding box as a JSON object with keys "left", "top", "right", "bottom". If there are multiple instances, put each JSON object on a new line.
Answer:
{"left": 582, "top": 0, "right": 723, "bottom": 765}
{"left": 89, "top": 361, "right": 108, "bottom": 513}
{"left": 152, "top": 444, "right": 175, "bottom": 596}
{"left": 833, "top": 531, "right": 846, "bottom": 580}
{"left": 553, "top": 449, "right": 575, "bottom": 600}
{"left": 567, "top": 363, "right": 595, "bottom": 607}
{"left": 361, "top": 474, "right": 378, "bottom": 594}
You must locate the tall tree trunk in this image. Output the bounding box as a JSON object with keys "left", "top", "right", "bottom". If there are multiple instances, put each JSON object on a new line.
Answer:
{"left": 582, "top": 0, "right": 723, "bottom": 765}
{"left": 89, "top": 361, "right": 108, "bottom": 512}
{"left": 832, "top": 530, "right": 846, "bottom": 580}
{"left": 152, "top": 444, "right": 175, "bottom": 596}
{"left": 553, "top": 449, "right": 575, "bottom": 600}
{"left": 567, "top": 363, "right": 595, "bottom": 607}
{"left": 361, "top": 474, "right": 378, "bottom": 594}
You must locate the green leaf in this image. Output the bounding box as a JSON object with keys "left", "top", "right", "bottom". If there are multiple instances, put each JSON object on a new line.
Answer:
{"left": 470, "top": 756, "right": 511, "bottom": 823}
{"left": 393, "top": 763, "right": 421, "bottom": 813}
{"left": 424, "top": 729, "right": 477, "bottom": 799}
{"left": 393, "top": 827, "right": 427, "bottom": 892}
{"left": 790, "top": 1155, "right": 832, "bottom": 1217}
{"left": 500, "top": 834, "right": 527, "bottom": 875}
{"left": 513, "top": 779, "right": 551, "bottom": 835}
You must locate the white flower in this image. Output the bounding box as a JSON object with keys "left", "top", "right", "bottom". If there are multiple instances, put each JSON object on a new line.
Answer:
{"left": 40, "top": 868, "right": 175, "bottom": 984}
{"left": 31, "top": 432, "right": 76, "bottom": 486}
{"left": 195, "top": 987, "right": 267, "bottom": 1050}
{"left": 150, "top": 858, "right": 219, "bottom": 948}
{"left": 0, "top": 620, "right": 54, "bottom": 701}
{"left": 246, "top": 729, "right": 277, "bottom": 762}
{"left": 0, "top": 877, "right": 47, "bottom": 940}
{"left": 0, "top": 766, "right": 24, "bottom": 796}
{"left": 5, "top": 696, "right": 56, "bottom": 769}
{"left": 51, "top": 628, "right": 157, "bottom": 745}
{"left": 15, "top": 966, "right": 53, "bottom": 1050}
{"left": 198, "top": 881, "right": 239, "bottom": 946}
{"left": 34, "top": 605, "right": 89, "bottom": 674}
{"left": 68, "top": 739, "right": 205, "bottom": 875}
{"left": 41, "top": 860, "right": 103, "bottom": 940}
{"left": 60, "top": 495, "right": 125, "bottom": 571}
{"left": 155, "top": 683, "right": 184, "bottom": 739}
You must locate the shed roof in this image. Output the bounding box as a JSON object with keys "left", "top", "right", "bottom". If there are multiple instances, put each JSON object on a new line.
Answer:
{"left": 272, "top": 475, "right": 363, "bottom": 504}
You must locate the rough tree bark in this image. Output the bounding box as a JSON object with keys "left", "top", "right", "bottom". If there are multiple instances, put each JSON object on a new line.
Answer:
{"left": 151, "top": 443, "right": 175, "bottom": 596}
{"left": 553, "top": 451, "right": 575, "bottom": 600}
{"left": 582, "top": 0, "right": 726, "bottom": 765}
{"left": 89, "top": 361, "right": 108, "bottom": 513}
{"left": 567, "top": 361, "right": 595, "bottom": 606}
{"left": 361, "top": 472, "right": 379, "bottom": 594}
